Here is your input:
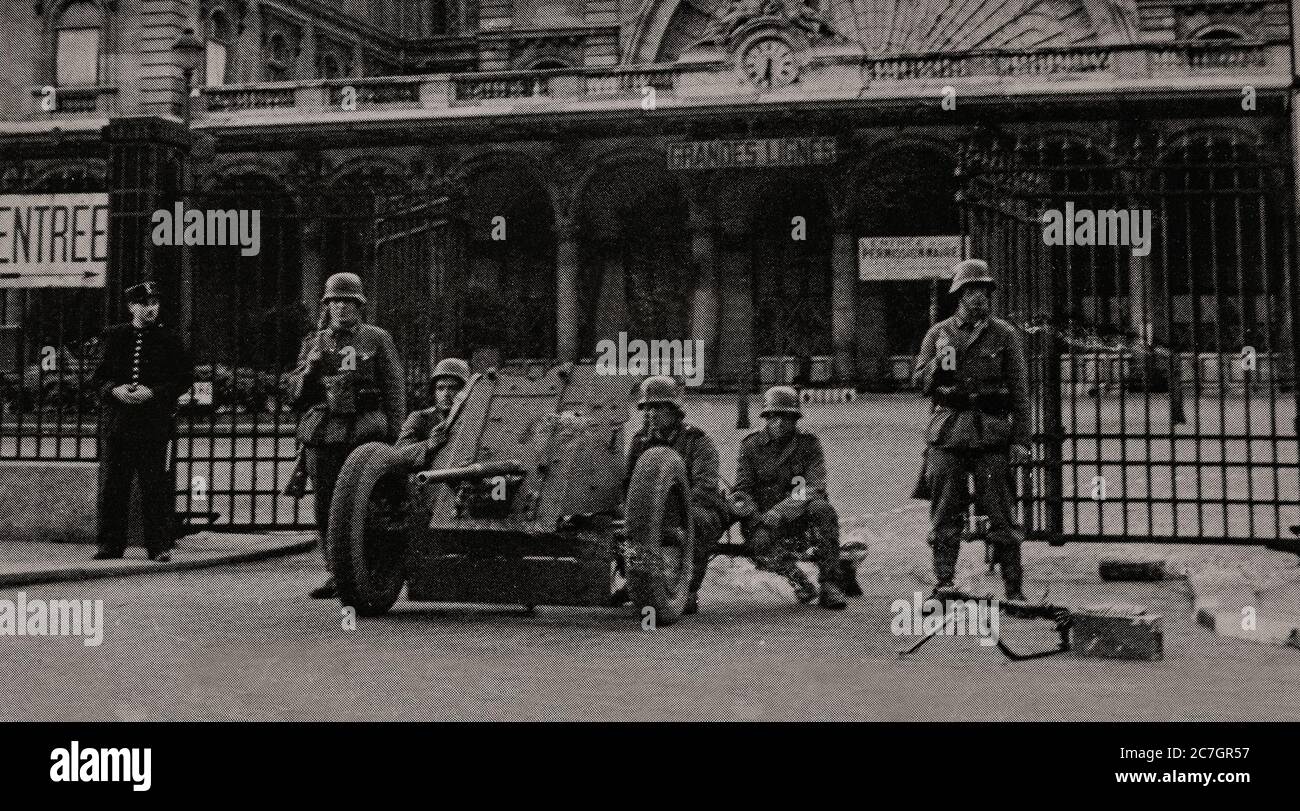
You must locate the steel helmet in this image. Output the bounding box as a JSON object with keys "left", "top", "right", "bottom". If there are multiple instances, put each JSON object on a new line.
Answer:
{"left": 948, "top": 259, "right": 997, "bottom": 295}
{"left": 759, "top": 385, "right": 802, "bottom": 418}
{"left": 637, "top": 375, "right": 684, "bottom": 412}
{"left": 322, "top": 272, "right": 367, "bottom": 305}
{"left": 431, "top": 357, "right": 470, "bottom": 387}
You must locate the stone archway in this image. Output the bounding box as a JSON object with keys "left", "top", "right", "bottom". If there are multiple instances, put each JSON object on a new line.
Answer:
{"left": 575, "top": 154, "right": 691, "bottom": 357}
{"left": 456, "top": 160, "right": 557, "bottom": 364}
{"left": 633, "top": 0, "right": 1127, "bottom": 64}
{"left": 749, "top": 171, "right": 834, "bottom": 379}
{"left": 849, "top": 142, "right": 960, "bottom": 386}
{"left": 190, "top": 172, "right": 304, "bottom": 371}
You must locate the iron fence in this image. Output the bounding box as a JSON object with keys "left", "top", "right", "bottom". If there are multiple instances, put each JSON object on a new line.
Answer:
{"left": 960, "top": 129, "right": 1299, "bottom": 551}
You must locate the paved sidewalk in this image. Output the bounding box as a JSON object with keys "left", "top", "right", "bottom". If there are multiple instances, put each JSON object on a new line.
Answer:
{"left": 0, "top": 531, "right": 316, "bottom": 589}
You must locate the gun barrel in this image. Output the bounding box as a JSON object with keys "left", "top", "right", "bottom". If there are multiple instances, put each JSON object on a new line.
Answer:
{"left": 414, "top": 459, "right": 526, "bottom": 486}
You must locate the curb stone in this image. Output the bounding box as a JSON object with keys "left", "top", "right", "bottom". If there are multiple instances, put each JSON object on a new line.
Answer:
{"left": 0, "top": 537, "right": 316, "bottom": 589}
{"left": 1191, "top": 575, "right": 1300, "bottom": 646}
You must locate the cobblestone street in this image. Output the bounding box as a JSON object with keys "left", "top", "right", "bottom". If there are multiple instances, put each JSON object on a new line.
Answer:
{"left": 4, "top": 393, "right": 1300, "bottom": 721}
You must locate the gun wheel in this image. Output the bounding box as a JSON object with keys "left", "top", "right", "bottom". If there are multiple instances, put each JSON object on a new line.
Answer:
{"left": 624, "top": 446, "right": 695, "bottom": 626}
{"left": 329, "top": 442, "right": 409, "bottom": 617}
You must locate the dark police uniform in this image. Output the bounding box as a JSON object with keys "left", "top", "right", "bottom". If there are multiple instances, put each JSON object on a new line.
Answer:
{"left": 288, "top": 321, "right": 405, "bottom": 561}
{"left": 733, "top": 427, "right": 841, "bottom": 593}
{"left": 625, "top": 422, "right": 730, "bottom": 596}
{"left": 913, "top": 311, "right": 1031, "bottom": 593}
{"left": 91, "top": 314, "right": 194, "bottom": 557}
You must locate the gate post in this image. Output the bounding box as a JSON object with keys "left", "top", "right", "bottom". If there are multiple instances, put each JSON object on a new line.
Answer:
{"left": 103, "top": 117, "right": 192, "bottom": 322}
{"left": 102, "top": 116, "right": 192, "bottom": 544}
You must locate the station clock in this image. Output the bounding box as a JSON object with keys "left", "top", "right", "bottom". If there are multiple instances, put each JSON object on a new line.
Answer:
{"left": 742, "top": 38, "right": 798, "bottom": 89}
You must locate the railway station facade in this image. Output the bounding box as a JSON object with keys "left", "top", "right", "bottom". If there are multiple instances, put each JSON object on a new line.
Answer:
{"left": 2, "top": 0, "right": 1300, "bottom": 547}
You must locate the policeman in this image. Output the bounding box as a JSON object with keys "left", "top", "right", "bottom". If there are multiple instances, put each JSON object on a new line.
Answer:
{"left": 624, "top": 376, "right": 730, "bottom": 615}
{"left": 913, "top": 259, "right": 1031, "bottom": 600}
{"left": 394, "top": 357, "right": 470, "bottom": 469}
{"left": 91, "top": 281, "right": 194, "bottom": 562}
{"left": 289, "top": 272, "right": 406, "bottom": 599}
{"left": 733, "top": 386, "right": 848, "bottom": 610}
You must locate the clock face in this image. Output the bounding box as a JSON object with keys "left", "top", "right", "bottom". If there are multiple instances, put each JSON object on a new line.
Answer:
{"left": 743, "top": 39, "right": 798, "bottom": 89}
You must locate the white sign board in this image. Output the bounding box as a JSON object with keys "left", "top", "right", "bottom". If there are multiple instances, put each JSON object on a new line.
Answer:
{"left": 0, "top": 192, "right": 109, "bottom": 288}
{"left": 192, "top": 381, "right": 213, "bottom": 406}
{"left": 858, "top": 235, "right": 969, "bottom": 281}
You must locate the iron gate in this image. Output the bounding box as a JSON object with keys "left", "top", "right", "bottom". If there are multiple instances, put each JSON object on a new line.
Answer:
{"left": 169, "top": 187, "right": 452, "bottom": 531}
{"left": 0, "top": 179, "right": 454, "bottom": 533}
{"left": 960, "top": 129, "right": 1299, "bottom": 552}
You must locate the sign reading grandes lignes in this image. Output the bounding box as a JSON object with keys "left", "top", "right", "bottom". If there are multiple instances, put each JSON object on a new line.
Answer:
{"left": 667, "top": 137, "right": 838, "bottom": 170}
{"left": 0, "top": 193, "right": 109, "bottom": 288}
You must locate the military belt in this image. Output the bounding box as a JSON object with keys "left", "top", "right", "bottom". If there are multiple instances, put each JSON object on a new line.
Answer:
{"left": 933, "top": 388, "right": 1012, "bottom": 417}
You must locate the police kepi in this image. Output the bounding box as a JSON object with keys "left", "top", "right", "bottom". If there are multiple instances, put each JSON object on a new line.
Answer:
{"left": 90, "top": 281, "right": 194, "bottom": 562}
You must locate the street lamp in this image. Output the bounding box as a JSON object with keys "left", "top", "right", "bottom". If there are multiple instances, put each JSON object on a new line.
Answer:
{"left": 172, "top": 27, "right": 205, "bottom": 123}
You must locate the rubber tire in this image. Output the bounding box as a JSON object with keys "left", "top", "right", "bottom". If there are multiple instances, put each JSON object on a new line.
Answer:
{"left": 624, "top": 446, "right": 695, "bottom": 626}
{"left": 328, "top": 442, "right": 409, "bottom": 617}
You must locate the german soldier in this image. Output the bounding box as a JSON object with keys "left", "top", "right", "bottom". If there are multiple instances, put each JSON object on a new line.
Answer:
{"left": 624, "top": 376, "right": 730, "bottom": 615}
{"left": 732, "top": 386, "right": 848, "bottom": 610}
{"left": 394, "top": 357, "right": 470, "bottom": 469}
{"left": 91, "top": 281, "right": 194, "bottom": 562}
{"left": 288, "top": 272, "right": 405, "bottom": 599}
{"left": 913, "top": 259, "right": 1031, "bottom": 600}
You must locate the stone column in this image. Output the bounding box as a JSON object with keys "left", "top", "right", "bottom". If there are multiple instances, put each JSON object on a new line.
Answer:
{"left": 714, "top": 229, "right": 754, "bottom": 391}
{"left": 831, "top": 224, "right": 859, "bottom": 384}
{"left": 300, "top": 215, "right": 324, "bottom": 322}
{"left": 300, "top": 23, "right": 318, "bottom": 81}
{"left": 591, "top": 248, "right": 627, "bottom": 345}
{"left": 555, "top": 217, "right": 581, "bottom": 362}
{"left": 351, "top": 42, "right": 365, "bottom": 78}
{"left": 687, "top": 184, "right": 719, "bottom": 388}
{"left": 244, "top": 0, "right": 265, "bottom": 83}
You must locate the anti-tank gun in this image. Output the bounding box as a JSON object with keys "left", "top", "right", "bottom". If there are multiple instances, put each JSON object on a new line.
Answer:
{"left": 325, "top": 360, "right": 699, "bottom": 624}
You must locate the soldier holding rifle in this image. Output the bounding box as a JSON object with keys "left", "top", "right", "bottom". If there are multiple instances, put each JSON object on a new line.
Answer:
{"left": 913, "top": 259, "right": 1032, "bottom": 600}
{"left": 287, "top": 272, "right": 405, "bottom": 599}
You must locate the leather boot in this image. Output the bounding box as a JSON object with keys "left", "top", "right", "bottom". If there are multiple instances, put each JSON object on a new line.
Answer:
{"left": 818, "top": 581, "right": 848, "bottom": 610}
{"left": 998, "top": 543, "right": 1025, "bottom": 601}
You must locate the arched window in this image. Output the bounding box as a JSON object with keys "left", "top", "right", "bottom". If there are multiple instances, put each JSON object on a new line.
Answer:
{"left": 54, "top": 1, "right": 102, "bottom": 86}
{"left": 205, "top": 11, "right": 232, "bottom": 87}
{"left": 318, "top": 52, "right": 343, "bottom": 79}
{"left": 264, "top": 31, "right": 293, "bottom": 81}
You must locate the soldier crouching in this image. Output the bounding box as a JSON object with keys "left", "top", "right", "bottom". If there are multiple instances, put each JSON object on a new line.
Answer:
{"left": 732, "top": 386, "right": 848, "bottom": 610}
{"left": 288, "top": 272, "right": 405, "bottom": 599}
{"left": 913, "top": 259, "right": 1032, "bottom": 600}
{"left": 624, "top": 376, "right": 731, "bottom": 615}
